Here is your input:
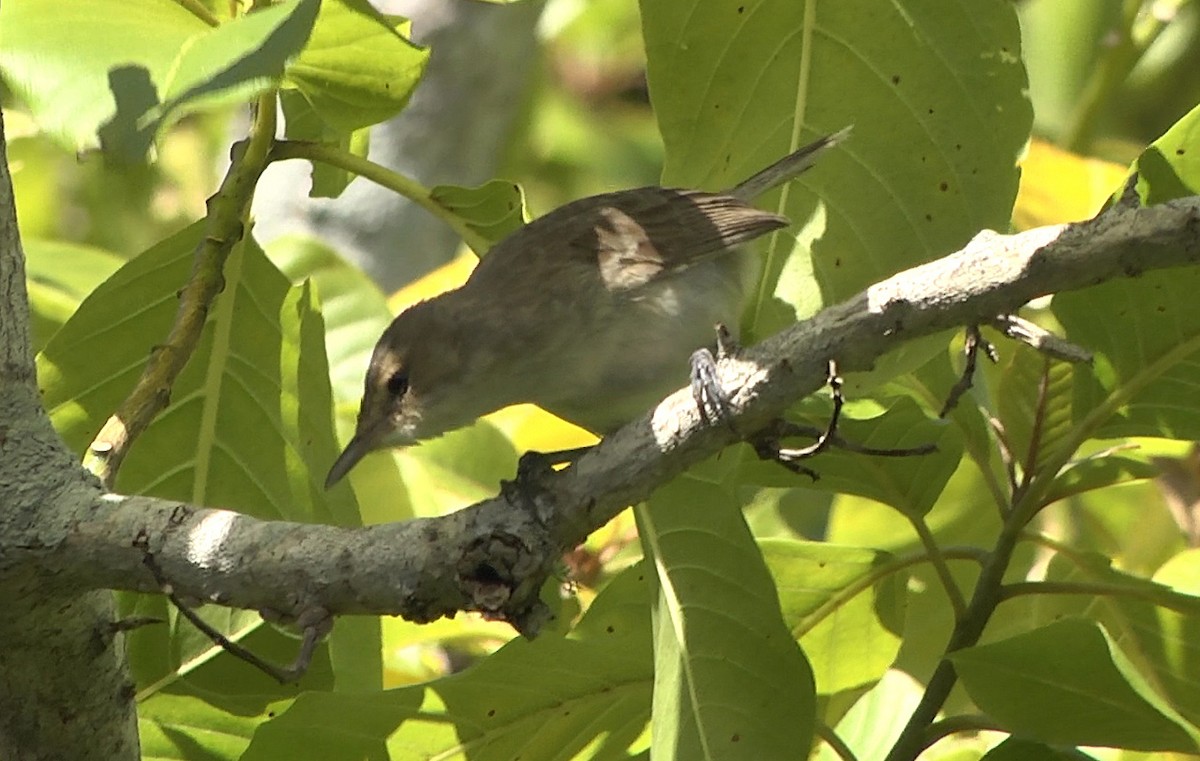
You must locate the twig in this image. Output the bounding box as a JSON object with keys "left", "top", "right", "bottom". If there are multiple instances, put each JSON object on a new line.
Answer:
{"left": 940, "top": 325, "right": 997, "bottom": 417}
{"left": 990, "top": 314, "right": 1092, "bottom": 364}
{"left": 139, "top": 544, "right": 328, "bottom": 684}
{"left": 82, "top": 94, "right": 279, "bottom": 488}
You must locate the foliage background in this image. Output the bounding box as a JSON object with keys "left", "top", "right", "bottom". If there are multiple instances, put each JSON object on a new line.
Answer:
{"left": 5, "top": 0, "right": 1200, "bottom": 759}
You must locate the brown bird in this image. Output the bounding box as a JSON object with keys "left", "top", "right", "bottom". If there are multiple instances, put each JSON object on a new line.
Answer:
{"left": 326, "top": 128, "right": 850, "bottom": 488}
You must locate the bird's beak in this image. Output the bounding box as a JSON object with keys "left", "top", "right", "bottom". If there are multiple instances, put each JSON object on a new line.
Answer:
{"left": 324, "top": 433, "right": 374, "bottom": 490}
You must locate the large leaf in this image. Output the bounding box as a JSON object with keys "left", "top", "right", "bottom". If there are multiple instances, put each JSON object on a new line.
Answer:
{"left": 0, "top": 0, "right": 320, "bottom": 161}
{"left": 640, "top": 0, "right": 1031, "bottom": 342}
{"left": 139, "top": 691, "right": 287, "bottom": 761}
{"left": 1016, "top": 550, "right": 1200, "bottom": 730}
{"left": 241, "top": 565, "right": 653, "bottom": 760}
{"left": 993, "top": 344, "right": 1077, "bottom": 481}
{"left": 283, "top": 0, "right": 428, "bottom": 135}
{"left": 1054, "top": 265, "right": 1200, "bottom": 441}
{"left": 762, "top": 540, "right": 905, "bottom": 695}
{"left": 23, "top": 238, "right": 123, "bottom": 352}
{"left": 980, "top": 737, "right": 1095, "bottom": 761}
{"left": 951, "top": 618, "right": 1200, "bottom": 752}
{"left": 1133, "top": 102, "right": 1200, "bottom": 206}
{"left": 637, "top": 478, "right": 815, "bottom": 760}
{"left": 1053, "top": 106, "right": 1200, "bottom": 442}
{"left": 38, "top": 226, "right": 380, "bottom": 696}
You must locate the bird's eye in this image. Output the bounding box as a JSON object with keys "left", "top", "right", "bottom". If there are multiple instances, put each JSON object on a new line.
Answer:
{"left": 385, "top": 371, "right": 409, "bottom": 396}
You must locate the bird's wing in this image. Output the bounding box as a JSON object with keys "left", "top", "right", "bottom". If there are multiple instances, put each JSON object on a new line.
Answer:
{"left": 566, "top": 187, "right": 789, "bottom": 293}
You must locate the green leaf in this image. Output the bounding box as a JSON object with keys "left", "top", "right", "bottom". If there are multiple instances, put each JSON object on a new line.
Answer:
{"left": 38, "top": 226, "right": 353, "bottom": 523}
{"left": 762, "top": 540, "right": 905, "bottom": 695}
{"left": 811, "top": 670, "right": 925, "bottom": 761}
{"left": 1053, "top": 265, "right": 1200, "bottom": 441}
{"left": 284, "top": 0, "right": 428, "bottom": 135}
{"left": 1005, "top": 551, "right": 1200, "bottom": 734}
{"left": 0, "top": 0, "right": 320, "bottom": 161}
{"left": 729, "top": 395, "right": 963, "bottom": 517}
{"left": 1150, "top": 549, "right": 1200, "bottom": 727}
{"left": 951, "top": 618, "right": 1200, "bottom": 752}
{"left": 23, "top": 238, "right": 123, "bottom": 352}
{"left": 397, "top": 420, "right": 519, "bottom": 518}
{"left": 1132, "top": 102, "right": 1200, "bottom": 206}
{"left": 278, "top": 89, "right": 371, "bottom": 198}
{"left": 638, "top": 478, "right": 816, "bottom": 760}
{"left": 242, "top": 566, "right": 653, "bottom": 760}
{"left": 139, "top": 691, "right": 281, "bottom": 761}
{"left": 1042, "top": 451, "right": 1160, "bottom": 505}
{"left": 980, "top": 737, "right": 1096, "bottom": 761}
{"left": 1053, "top": 109, "right": 1200, "bottom": 443}
{"left": 430, "top": 180, "right": 528, "bottom": 254}
{"left": 265, "top": 235, "right": 392, "bottom": 418}
{"left": 38, "top": 226, "right": 380, "bottom": 694}
{"left": 993, "top": 344, "right": 1077, "bottom": 481}
{"left": 641, "top": 0, "right": 1031, "bottom": 341}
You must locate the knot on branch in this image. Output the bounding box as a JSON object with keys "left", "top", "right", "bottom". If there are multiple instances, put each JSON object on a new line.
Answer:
{"left": 458, "top": 531, "right": 555, "bottom": 637}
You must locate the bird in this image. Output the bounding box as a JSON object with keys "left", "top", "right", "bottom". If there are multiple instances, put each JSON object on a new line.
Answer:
{"left": 326, "top": 128, "right": 850, "bottom": 488}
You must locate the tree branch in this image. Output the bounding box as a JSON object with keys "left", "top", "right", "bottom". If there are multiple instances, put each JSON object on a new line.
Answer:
{"left": 0, "top": 110, "right": 140, "bottom": 761}
{"left": 6, "top": 193, "right": 1199, "bottom": 640}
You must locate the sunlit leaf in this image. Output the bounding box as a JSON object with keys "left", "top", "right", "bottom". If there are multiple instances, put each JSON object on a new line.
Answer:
{"left": 0, "top": 0, "right": 320, "bottom": 160}
{"left": 430, "top": 180, "right": 528, "bottom": 254}
{"left": 952, "top": 618, "right": 1200, "bottom": 752}
{"left": 762, "top": 540, "right": 905, "bottom": 695}
{"left": 638, "top": 478, "right": 815, "bottom": 759}
{"left": 284, "top": 0, "right": 428, "bottom": 134}
{"left": 242, "top": 566, "right": 653, "bottom": 760}
{"left": 641, "top": 0, "right": 1030, "bottom": 343}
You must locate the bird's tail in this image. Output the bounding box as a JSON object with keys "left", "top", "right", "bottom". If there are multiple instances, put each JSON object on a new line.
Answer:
{"left": 730, "top": 126, "right": 852, "bottom": 201}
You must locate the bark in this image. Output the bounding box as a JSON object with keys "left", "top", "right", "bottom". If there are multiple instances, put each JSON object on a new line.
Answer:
{"left": 0, "top": 110, "right": 140, "bottom": 761}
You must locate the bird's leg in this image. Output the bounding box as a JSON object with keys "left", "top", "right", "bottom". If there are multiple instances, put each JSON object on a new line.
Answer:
{"left": 690, "top": 323, "right": 739, "bottom": 428}
{"left": 939, "top": 324, "right": 998, "bottom": 416}
{"left": 502, "top": 445, "right": 596, "bottom": 504}
{"left": 752, "top": 360, "right": 843, "bottom": 480}
{"left": 753, "top": 360, "right": 938, "bottom": 479}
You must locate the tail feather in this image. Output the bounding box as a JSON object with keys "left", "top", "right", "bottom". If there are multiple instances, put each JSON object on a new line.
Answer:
{"left": 730, "top": 126, "right": 852, "bottom": 201}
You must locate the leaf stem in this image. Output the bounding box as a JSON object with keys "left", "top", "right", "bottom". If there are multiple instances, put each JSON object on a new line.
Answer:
{"left": 999, "top": 580, "right": 1200, "bottom": 616}
{"left": 268, "top": 139, "right": 491, "bottom": 254}
{"left": 816, "top": 721, "right": 858, "bottom": 761}
{"left": 884, "top": 516, "right": 1026, "bottom": 761}
{"left": 909, "top": 514, "right": 967, "bottom": 617}
{"left": 919, "top": 714, "right": 1005, "bottom": 753}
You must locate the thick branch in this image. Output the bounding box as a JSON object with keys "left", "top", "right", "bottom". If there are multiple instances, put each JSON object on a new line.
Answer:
{"left": 0, "top": 110, "right": 140, "bottom": 761}
{"left": 9, "top": 195, "right": 1200, "bottom": 635}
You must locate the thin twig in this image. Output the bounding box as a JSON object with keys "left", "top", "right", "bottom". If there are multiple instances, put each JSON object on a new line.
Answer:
{"left": 999, "top": 580, "right": 1200, "bottom": 616}
{"left": 140, "top": 546, "right": 326, "bottom": 684}
{"left": 940, "top": 325, "right": 996, "bottom": 417}
{"left": 82, "top": 95, "right": 279, "bottom": 488}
